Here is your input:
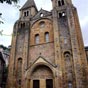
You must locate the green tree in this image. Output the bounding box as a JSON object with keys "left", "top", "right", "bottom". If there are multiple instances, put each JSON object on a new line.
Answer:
{"left": 0, "top": 45, "right": 8, "bottom": 50}
{"left": 0, "top": 0, "right": 20, "bottom": 24}
{"left": 0, "top": 0, "right": 19, "bottom": 4}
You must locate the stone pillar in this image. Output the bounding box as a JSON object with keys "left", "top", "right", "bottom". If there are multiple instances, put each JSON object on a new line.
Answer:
{"left": 26, "top": 79, "right": 30, "bottom": 88}
{"left": 54, "top": 78, "right": 60, "bottom": 88}
{"left": 40, "top": 79, "right": 46, "bottom": 88}
{"left": 30, "top": 80, "right": 33, "bottom": 88}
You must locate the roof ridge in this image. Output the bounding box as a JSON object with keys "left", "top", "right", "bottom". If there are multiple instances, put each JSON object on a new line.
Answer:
{"left": 40, "top": 8, "right": 51, "bottom": 12}
{"left": 20, "top": 0, "right": 37, "bottom": 10}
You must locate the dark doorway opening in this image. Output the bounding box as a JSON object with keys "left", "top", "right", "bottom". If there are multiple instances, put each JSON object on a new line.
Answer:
{"left": 33, "top": 80, "right": 39, "bottom": 88}
{"left": 46, "top": 79, "right": 53, "bottom": 88}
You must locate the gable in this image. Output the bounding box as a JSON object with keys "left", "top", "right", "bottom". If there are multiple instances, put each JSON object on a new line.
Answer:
{"left": 32, "top": 9, "right": 52, "bottom": 20}
{"left": 20, "top": 0, "right": 37, "bottom": 10}
{"left": 27, "top": 56, "right": 57, "bottom": 71}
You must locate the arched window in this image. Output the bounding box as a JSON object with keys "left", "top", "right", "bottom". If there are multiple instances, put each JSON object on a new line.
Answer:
{"left": 64, "top": 52, "right": 71, "bottom": 70}
{"left": 45, "top": 32, "right": 49, "bottom": 42}
{"left": 21, "top": 23, "right": 23, "bottom": 28}
{"left": 35, "top": 34, "right": 39, "bottom": 44}
{"left": 27, "top": 11, "right": 29, "bottom": 16}
{"left": 58, "top": 0, "right": 64, "bottom": 6}
{"left": 40, "top": 13, "right": 44, "bottom": 17}
{"left": 62, "top": 0, "right": 64, "bottom": 5}
{"left": 64, "top": 52, "right": 70, "bottom": 61}
{"left": 24, "top": 11, "right": 29, "bottom": 17}
{"left": 21, "top": 23, "right": 25, "bottom": 28}
{"left": 58, "top": 0, "right": 61, "bottom": 6}
{"left": 68, "top": 82, "right": 72, "bottom": 88}
{"left": 39, "top": 21, "right": 45, "bottom": 28}
{"left": 17, "top": 58, "right": 22, "bottom": 86}
{"left": 59, "top": 12, "right": 66, "bottom": 18}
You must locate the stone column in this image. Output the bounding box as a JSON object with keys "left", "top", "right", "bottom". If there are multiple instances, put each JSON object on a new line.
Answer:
{"left": 26, "top": 79, "right": 30, "bottom": 88}
{"left": 30, "top": 80, "right": 33, "bottom": 88}
{"left": 40, "top": 79, "right": 46, "bottom": 88}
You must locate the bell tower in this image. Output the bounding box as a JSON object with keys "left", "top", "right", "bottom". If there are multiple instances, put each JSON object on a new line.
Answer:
{"left": 20, "top": 0, "right": 38, "bottom": 21}
{"left": 52, "top": 0, "right": 88, "bottom": 88}
{"left": 52, "top": 0, "right": 72, "bottom": 8}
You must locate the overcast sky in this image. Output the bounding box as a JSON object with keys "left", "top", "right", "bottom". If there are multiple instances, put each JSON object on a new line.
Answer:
{"left": 0, "top": 0, "right": 88, "bottom": 47}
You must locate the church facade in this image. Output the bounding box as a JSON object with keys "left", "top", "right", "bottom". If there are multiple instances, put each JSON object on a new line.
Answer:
{"left": 7, "top": 0, "right": 88, "bottom": 88}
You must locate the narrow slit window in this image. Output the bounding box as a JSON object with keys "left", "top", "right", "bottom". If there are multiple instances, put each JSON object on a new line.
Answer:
{"left": 17, "top": 58, "right": 22, "bottom": 86}
{"left": 58, "top": 1, "right": 61, "bottom": 6}
{"left": 27, "top": 11, "right": 29, "bottom": 16}
{"left": 24, "top": 12, "right": 26, "bottom": 17}
{"left": 23, "top": 23, "right": 25, "bottom": 28}
{"left": 58, "top": 0, "right": 65, "bottom": 6}
{"left": 18, "top": 79, "right": 21, "bottom": 85}
{"left": 45, "top": 32, "right": 49, "bottom": 42}
{"left": 62, "top": 0, "right": 64, "bottom": 5}
{"left": 17, "top": 58, "right": 22, "bottom": 78}
{"left": 35, "top": 34, "right": 39, "bottom": 44}
{"left": 59, "top": 13, "right": 62, "bottom": 18}
{"left": 21, "top": 23, "right": 23, "bottom": 28}
{"left": 21, "top": 23, "right": 25, "bottom": 28}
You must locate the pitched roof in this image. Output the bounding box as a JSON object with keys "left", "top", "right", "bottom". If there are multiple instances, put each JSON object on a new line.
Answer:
{"left": 20, "top": 0, "right": 37, "bottom": 10}
{"left": 32, "top": 9, "right": 52, "bottom": 20}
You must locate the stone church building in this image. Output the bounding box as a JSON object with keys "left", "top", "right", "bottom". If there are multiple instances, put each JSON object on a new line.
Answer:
{"left": 7, "top": 0, "right": 88, "bottom": 88}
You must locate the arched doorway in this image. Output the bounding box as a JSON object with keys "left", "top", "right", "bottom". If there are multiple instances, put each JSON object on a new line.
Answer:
{"left": 30, "top": 65, "right": 53, "bottom": 88}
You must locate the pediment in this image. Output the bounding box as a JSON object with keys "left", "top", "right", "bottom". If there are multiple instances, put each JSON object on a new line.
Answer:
{"left": 27, "top": 56, "right": 56, "bottom": 70}
{"left": 32, "top": 9, "right": 52, "bottom": 20}
{"left": 35, "top": 56, "right": 47, "bottom": 63}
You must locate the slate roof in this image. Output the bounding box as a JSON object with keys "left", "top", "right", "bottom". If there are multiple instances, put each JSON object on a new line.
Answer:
{"left": 20, "top": 0, "right": 37, "bottom": 10}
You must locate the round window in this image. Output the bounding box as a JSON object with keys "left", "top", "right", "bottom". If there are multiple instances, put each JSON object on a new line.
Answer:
{"left": 39, "top": 21, "right": 45, "bottom": 28}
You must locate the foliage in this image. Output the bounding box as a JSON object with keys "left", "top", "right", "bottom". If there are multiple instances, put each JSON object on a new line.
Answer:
{"left": 0, "top": 0, "right": 20, "bottom": 24}
{"left": 0, "top": 45, "right": 11, "bottom": 51}
{"left": 0, "top": 0, "right": 19, "bottom": 4}
{"left": 0, "top": 45, "right": 8, "bottom": 50}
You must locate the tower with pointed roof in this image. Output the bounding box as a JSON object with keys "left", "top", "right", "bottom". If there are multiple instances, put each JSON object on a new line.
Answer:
{"left": 7, "top": 0, "right": 88, "bottom": 88}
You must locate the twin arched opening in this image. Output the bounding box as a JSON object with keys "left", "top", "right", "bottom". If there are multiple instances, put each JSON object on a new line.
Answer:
{"left": 35, "top": 32, "right": 49, "bottom": 44}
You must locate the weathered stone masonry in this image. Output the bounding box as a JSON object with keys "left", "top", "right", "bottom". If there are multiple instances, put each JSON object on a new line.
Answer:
{"left": 7, "top": 0, "right": 88, "bottom": 88}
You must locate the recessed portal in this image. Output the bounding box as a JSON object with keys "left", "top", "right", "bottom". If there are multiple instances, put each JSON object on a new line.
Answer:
{"left": 31, "top": 65, "right": 53, "bottom": 88}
